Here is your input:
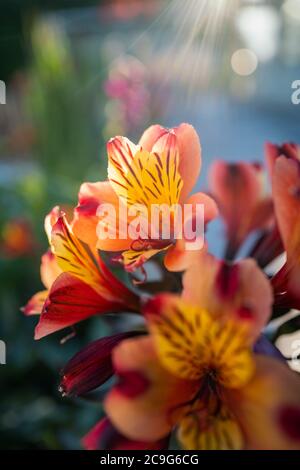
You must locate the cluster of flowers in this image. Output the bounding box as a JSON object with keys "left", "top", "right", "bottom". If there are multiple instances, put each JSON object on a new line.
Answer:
{"left": 24, "top": 123, "right": 300, "bottom": 450}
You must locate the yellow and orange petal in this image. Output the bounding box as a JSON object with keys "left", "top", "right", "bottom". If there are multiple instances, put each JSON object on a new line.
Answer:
{"left": 178, "top": 401, "right": 244, "bottom": 450}
{"left": 149, "top": 123, "right": 202, "bottom": 202}
{"left": 50, "top": 213, "right": 140, "bottom": 310}
{"left": 139, "top": 123, "right": 201, "bottom": 201}
{"left": 108, "top": 143, "right": 183, "bottom": 211}
{"left": 50, "top": 214, "right": 106, "bottom": 296}
{"left": 144, "top": 294, "right": 255, "bottom": 389}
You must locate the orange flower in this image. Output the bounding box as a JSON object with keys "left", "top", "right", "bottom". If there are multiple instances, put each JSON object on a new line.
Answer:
{"left": 103, "top": 253, "right": 300, "bottom": 450}
{"left": 73, "top": 124, "right": 218, "bottom": 272}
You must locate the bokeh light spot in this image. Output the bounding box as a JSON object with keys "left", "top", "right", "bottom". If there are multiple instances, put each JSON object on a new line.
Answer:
{"left": 231, "top": 48, "right": 258, "bottom": 76}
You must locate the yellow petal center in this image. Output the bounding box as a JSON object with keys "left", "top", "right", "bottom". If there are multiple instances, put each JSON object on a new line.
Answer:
{"left": 149, "top": 300, "right": 255, "bottom": 390}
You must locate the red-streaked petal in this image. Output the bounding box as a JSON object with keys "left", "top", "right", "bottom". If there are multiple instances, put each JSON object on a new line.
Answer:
{"left": 60, "top": 332, "right": 137, "bottom": 396}
{"left": 183, "top": 252, "right": 273, "bottom": 341}
{"left": 51, "top": 214, "right": 139, "bottom": 310}
{"left": 51, "top": 214, "right": 105, "bottom": 296}
{"left": 107, "top": 135, "right": 140, "bottom": 178}
{"left": 35, "top": 273, "right": 135, "bottom": 340}
{"left": 82, "top": 417, "right": 169, "bottom": 450}
{"left": 228, "top": 355, "right": 300, "bottom": 450}
{"left": 152, "top": 123, "right": 201, "bottom": 201}
{"left": 108, "top": 143, "right": 183, "bottom": 210}
{"left": 105, "top": 336, "right": 197, "bottom": 442}
{"left": 40, "top": 249, "right": 62, "bottom": 290}
{"left": 22, "top": 290, "right": 48, "bottom": 316}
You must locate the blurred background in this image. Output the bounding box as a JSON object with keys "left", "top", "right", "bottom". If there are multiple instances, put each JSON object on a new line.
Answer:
{"left": 0, "top": 0, "right": 300, "bottom": 449}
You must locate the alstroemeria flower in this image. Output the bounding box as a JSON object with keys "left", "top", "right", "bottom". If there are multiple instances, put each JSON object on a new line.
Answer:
{"left": 33, "top": 212, "right": 140, "bottom": 339}
{"left": 103, "top": 254, "right": 300, "bottom": 450}
{"left": 73, "top": 123, "right": 218, "bottom": 272}
{"left": 271, "top": 155, "right": 300, "bottom": 309}
{"left": 209, "top": 161, "right": 273, "bottom": 260}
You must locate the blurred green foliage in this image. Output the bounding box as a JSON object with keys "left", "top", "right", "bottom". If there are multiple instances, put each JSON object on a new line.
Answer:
{"left": 26, "top": 20, "right": 100, "bottom": 187}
